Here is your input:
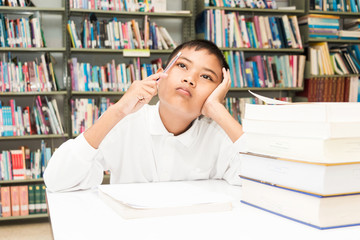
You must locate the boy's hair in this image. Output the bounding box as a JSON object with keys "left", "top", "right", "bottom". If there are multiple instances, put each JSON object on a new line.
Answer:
{"left": 166, "top": 39, "right": 230, "bottom": 71}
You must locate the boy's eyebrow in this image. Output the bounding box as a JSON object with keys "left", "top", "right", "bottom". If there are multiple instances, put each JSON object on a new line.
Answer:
{"left": 179, "top": 56, "right": 219, "bottom": 79}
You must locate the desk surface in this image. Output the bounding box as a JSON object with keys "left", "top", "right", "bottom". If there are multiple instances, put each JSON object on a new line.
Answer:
{"left": 47, "top": 180, "right": 360, "bottom": 240}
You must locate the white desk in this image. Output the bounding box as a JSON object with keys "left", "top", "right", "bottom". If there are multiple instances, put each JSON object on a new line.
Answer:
{"left": 47, "top": 180, "right": 360, "bottom": 240}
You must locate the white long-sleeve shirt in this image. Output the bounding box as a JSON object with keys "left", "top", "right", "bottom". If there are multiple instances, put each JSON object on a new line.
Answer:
{"left": 44, "top": 103, "right": 246, "bottom": 192}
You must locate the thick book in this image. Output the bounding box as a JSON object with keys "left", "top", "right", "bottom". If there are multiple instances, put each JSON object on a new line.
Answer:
{"left": 98, "top": 182, "right": 232, "bottom": 219}
{"left": 243, "top": 118, "right": 360, "bottom": 138}
{"left": 245, "top": 132, "right": 360, "bottom": 163}
{"left": 244, "top": 102, "right": 360, "bottom": 122}
{"left": 239, "top": 153, "right": 360, "bottom": 195}
{"left": 241, "top": 177, "right": 360, "bottom": 229}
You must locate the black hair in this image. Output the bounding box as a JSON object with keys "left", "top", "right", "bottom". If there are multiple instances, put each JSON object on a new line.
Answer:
{"left": 166, "top": 39, "right": 229, "bottom": 71}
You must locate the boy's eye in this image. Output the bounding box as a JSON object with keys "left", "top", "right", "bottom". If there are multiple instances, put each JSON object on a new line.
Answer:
{"left": 201, "top": 74, "right": 213, "bottom": 81}
{"left": 177, "top": 63, "right": 187, "bottom": 69}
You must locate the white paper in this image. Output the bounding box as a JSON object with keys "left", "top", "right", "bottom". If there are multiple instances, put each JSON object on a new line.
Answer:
{"left": 248, "top": 90, "right": 290, "bottom": 105}
{"left": 98, "top": 182, "right": 232, "bottom": 209}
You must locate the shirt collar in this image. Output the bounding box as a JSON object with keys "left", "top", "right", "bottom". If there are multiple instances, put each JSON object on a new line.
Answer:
{"left": 148, "top": 102, "right": 199, "bottom": 147}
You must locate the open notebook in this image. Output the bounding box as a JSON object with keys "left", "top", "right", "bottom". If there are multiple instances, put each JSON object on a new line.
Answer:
{"left": 98, "top": 181, "right": 233, "bottom": 219}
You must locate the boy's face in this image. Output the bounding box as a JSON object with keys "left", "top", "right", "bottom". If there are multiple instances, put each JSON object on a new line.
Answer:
{"left": 158, "top": 47, "right": 223, "bottom": 119}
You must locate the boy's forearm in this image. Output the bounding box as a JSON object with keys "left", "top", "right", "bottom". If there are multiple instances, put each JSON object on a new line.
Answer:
{"left": 84, "top": 105, "right": 126, "bottom": 149}
{"left": 207, "top": 102, "right": 244, "bottom": 142}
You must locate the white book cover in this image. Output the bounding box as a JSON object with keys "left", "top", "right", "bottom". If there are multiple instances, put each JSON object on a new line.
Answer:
{"left": 240, "top": 153, "right": 360, "bottom": 195}
{"left": 241, "top": 178, "right": 360, "bottom": 229}
{"left": 245, "top": 132, "right": 360, "bottom": 163}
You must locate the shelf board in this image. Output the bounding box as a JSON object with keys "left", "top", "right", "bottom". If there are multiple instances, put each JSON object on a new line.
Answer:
{"left": 70, "top": 48, "right": 173, "bottom": 54}
{"left": 229, "top": 87, "right": 304, "bottom": 91}
{"left": 0, "top": 47, "right": 66, "bottom": 52}
{"left": 72, "top": 91, "right": 125, "bottom": 96}
{"left": 308, "top": 38, "right": 360, "bottom": 44}
{"left": 308, "top": 10, "right": 360, "bottom": 17}
{"left": 0, "top": 214, "right": 49, "bottom": 221}
{"left": 70, "top": 8, "right": 192, "bottom": 17}
{"left": 0, "top": 6, "right": 65, "bottom": 13}
{"left": 0, "top": 91, "right": 67, "bottom": 96}
{"left": 0, "top": 178, "right": 44, "bottom": 185}
{"left": 203, "top": 6, "right": 304, "bottom": 15}
{"left": 309, "top": 74, "right": 360, "bottom": 78}
{"left": 0, "top": 134, "right": 69, "bottom": 140}
{"left": 220, "top": 47, "right": 304, "bottom": 53}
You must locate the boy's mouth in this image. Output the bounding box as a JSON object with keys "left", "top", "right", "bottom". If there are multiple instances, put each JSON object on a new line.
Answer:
{"left": 176, "top": 87, "right": 192, "bottom": 97}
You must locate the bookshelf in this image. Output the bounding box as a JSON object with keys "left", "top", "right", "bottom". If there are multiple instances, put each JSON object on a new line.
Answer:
{"left": 66, "top": 0, "right": 195, "bottom": 137}
{"left": 195, "top": 0, "right": 306, "bottom": 102}
{"left": 0, "top": 0, "right": 67, "bottom": 222}
{"left": 296, "top": 0, "right": 360, "bottom": 102}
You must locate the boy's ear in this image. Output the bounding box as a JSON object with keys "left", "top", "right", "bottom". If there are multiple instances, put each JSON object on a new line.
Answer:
{"left": 156, "top": 68, "right": 163, "bottom": 73}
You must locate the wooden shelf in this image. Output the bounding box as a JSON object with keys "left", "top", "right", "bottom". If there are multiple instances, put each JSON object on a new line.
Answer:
{"left": 72, "top": 91, "right": 125, "bottom": 96}
{"left": 70, "top": 48, "right": 173, "bottom": 54}
{"left": 0, "top": 134, "right": 69, "bottom": 141}
{"left": 0, "top": 178, "right": 44, "bottom": 185}
{"left": 0, "top": 6, "right": 65, "bottom": 13}
{"left": 220, "top": 47, "right": 304, "bottom": 53}
{"left": 0, "top": 91, "right": 67, "bottom": 96}
{"left": 201, "top": 6, "right": 304, "bottom": 15}
{"left": 0, "top": 47, "right": 66, "bottom": 52}
{"left": 0, "top": 214, "right": 49, "bottom": 221}
{"left": 229, "top": 87, "right": 304, "bottom": 91}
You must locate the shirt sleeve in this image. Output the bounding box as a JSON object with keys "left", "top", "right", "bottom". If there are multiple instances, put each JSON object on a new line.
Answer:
{"left": 222, "top": 133, "right": 247, "bottom": 186}
{"left": 44, "top": 133, "right": 105, "bottom": 192}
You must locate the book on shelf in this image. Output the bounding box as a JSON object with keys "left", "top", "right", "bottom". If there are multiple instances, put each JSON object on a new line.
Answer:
{"left": 68, "top": 17, "right": 176, "bottom": 50}
{"left": 0, "top": 97, "right": 64, "bottom": 137}
{"left": 223, "top": 51, "right": 305, "bottom": 88}
{"left": 98, "top": 181, "right": 232, "bottom": 219}
{"left": 297, "top": 76, "right": 359, "bottom": 102}
{"left": 0, "top": 184, "right": 46, "bottom": 218}
{"left": 10, "top": 186, "right": 19, "bottom": 216}
{"left": 240, "top": 177, "right": 360, "bottom": 230}
{"left": 207, "top": 0, "right": 279, "bottom": 9}
{"left": 240, "top": 153, "right": 360, "bottom": 196}
{"left": 69, "top": 57, "right": 162, "bottom": 92}
{"left": 69, "top": 0, "right": 186, "bottom": 13}
{"left": 71, "top": 97, "right": 113, "bottom": 135}
{"left": 0, "top": 141, "right": 52, "bottom": 181}
{"left": 196, "top": 10, "right": 302, "bottom": 49}
{"left": 0, "top": 186, "right": 10, "bottom": 217}
{"left": 0, "top": 52, "right": 60, "bottom": 92}
{"left": 0, "top": 0, "right": 28, "bottom": 7}
{"left": 299, "top": 14, "right": 340, "bottom": 39}
{"left": 310, "top": 0, "right": 360, "bottom": 12}
{"left": 0, "top": 13, "right": 46, "bottom": 48}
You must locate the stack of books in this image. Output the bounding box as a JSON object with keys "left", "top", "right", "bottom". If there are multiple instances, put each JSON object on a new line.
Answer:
{"left": 299, "top": 14, "right": 340, "bottom": 39}
{"left": 240, "top": 101, "right": 360, "bottom": 229}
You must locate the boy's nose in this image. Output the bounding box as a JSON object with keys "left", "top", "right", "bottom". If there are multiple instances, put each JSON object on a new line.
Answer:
{"left": 181, "top": 78, "right": 196, "bottom": 87}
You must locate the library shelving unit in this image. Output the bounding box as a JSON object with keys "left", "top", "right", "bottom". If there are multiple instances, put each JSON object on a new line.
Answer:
{"left": 66, "top": 0, "right": 195, "bottom": 138}
{"left": 297, "top": 0, "right": 360, "bottom": 102}
{"left": 0, "top": 1, "right": 67, "bottom": 222}
{"left": 195, "top": 0, "right": 306, "bottom": 100}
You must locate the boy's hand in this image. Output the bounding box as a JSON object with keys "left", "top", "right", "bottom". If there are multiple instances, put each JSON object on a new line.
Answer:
{"left": 201, "top": 68, "right": 231, "bottom": 118}
{"left": 114, "top": 72, "right": 167, "bottom": 116}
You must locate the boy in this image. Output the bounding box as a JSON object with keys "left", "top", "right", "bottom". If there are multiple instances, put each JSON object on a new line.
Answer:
{"left": 44, "top": 40, "right": 246, "bottom": 192}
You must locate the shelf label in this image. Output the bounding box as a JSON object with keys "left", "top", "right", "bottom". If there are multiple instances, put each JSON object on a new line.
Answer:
{"left": 123, "top": 49, "right": 150, "bottom": 57}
